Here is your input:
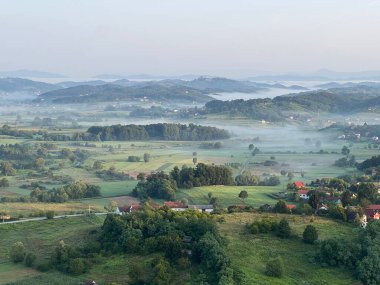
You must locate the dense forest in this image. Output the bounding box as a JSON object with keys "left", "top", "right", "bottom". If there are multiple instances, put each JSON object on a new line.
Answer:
{"left": 87, "top": 123, "right": 230, "bottom": 141}
{"left": 205, "top": 86, "right": 380, "bottom": 121}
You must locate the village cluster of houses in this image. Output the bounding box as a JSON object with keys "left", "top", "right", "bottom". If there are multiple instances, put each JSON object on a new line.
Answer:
{"left": 114, "top": 201, "right": 214, "bottom": 215}
{"left": 293, "top": 180, "right": 380, "bottom": 227}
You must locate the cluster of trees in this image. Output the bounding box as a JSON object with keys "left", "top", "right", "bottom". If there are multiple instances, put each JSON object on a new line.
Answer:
{"left": 95, "top": 166, "right": 132, "bottom": 181}
{"left": 318, "top": 221, "right": 380, "bottom": 285}
{"left": 9, "top": 241, "right": 36, "bottom": 267}
{"left": 334, "top": 156, "right": 356, "bottom": 168}
{"left": 199, "top": 142, "right": 223, "bottom": 149}
{"left": 235, "top": 171, "right": 280, "bottom": 186}
{"left": 134, "top": 163, "right": 234, "bottom": 200}
{"left": 49, "top": 240, "right": 95, "bottom": 275}
{"left": 247, "top": 218, "right": 291, "bottom": 238}
{"left": 170, "top": 163, "right": 234, "bottom": 189}
{"left": 87, "top": 123, "right": 230, "bottom": 141}
{"left": 99, "top": 207, "right": 243, "bottom": 285}
{"left": 132, "top": 172, "right": 178, "bottom": 200}
{"left": 30, "top": 181, "right": 101, "bottom": 203}
{"left": 357, "top": 155, "right": 380, "bottom": 171}
{"left": 0, "top": 144, "right": 34, "bottom": 161}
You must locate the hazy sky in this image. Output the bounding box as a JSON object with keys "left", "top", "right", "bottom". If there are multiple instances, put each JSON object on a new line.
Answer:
{"left": 1, "top": 0, "right": 380, "bottom": 77}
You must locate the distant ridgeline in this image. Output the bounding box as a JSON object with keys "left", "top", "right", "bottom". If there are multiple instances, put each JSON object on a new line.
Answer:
{"left": 86, "top": 123, "right": 230, "bottom": 141}
{"left": 205, "top": 86, "right": 380, "bottom": 121}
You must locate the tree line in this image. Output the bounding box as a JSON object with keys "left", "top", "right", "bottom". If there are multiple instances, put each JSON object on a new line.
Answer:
{"left": 87, "top": 123, "right": 230, "bottom": 141}
{"left": 30, "top": 181, "right": 101, "bottom": 203}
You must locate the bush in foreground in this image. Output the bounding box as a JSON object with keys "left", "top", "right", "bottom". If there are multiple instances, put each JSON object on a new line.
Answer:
{"left": 265, "top": 256, "right": 285, "bottom": 278}
{"left": 303, "top": 225, "right": 318, "bottom": 244}
{"left": 10, "top": 241, "right": 26, "bottom": 263}
{"left": 277, "top": 219, "right": 291, "bottom": 238}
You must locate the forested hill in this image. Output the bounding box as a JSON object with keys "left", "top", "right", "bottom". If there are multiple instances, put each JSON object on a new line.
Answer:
{"left": 87, "top": 123, "right": 230, "bottom": 141}
{"left": 34, "top": 83, "right": 212, "bottom": 104}
{"left": 205, "top": 86, "right": 380, "bottom": 121}
{"left": 0, "top": 77, "right": 59, "bottom": 94}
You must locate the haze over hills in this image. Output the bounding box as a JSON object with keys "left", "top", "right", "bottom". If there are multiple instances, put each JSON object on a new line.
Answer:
{"left": 315, "top": 81, "right": 380, "bottom": 89}
{"left": 1, "top": 76, "right": 308, "bottom": 103}
{"left": 205, "top": 85, "right": 380, "bottom": 121}
{"left": 33, "top": 83, "right": 212, "bottom": 104}
{"left": 0, "top": 77, "right": 60, "bottom": 94}
{"left": 0, "top": 69, "right": 67, "bottom": 78}
{"left": 246, "top": 69, "right": 380, "bottom": 82}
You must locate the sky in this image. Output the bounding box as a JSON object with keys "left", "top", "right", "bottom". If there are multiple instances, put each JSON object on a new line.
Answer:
{"left": 0, "top": 0, "right": 380, "bottom": 78}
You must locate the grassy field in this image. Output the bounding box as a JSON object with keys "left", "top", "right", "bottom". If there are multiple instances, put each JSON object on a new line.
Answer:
{"left": 0, "top": 216, "right": 104, "bottom": 264}
{"left": 220, "top": 212, "right": 359, "bottom": 285}
{"left": 177, "top": 185, "right": 282, "bottom": 207}
{"left": 0, "top": 211, "right": 362, "bottom": 285}
{"left": 0, "top": 202, "right": 104, "bottom": 216}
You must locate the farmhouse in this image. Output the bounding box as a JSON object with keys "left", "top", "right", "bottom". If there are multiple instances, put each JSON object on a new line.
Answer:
{"left": 365, "top": 205, "right": 380, "bottom": 220}
{"left": 287, "top": 204, "right": 296, "bottom": 212}
{"left": 116, "top": 204, "right": 142, "bottom": 214}
{"left": 321, "top": 196, "right": 342, "bottom": 205}
{"left": 164, "top": 201, "right": 187, "bottom": 211}
{"left": 298, "top": 190, "right": 310, "bottom": 200}
{"left": 293, "top": 181, "right": 305, "bottom": 189}
{"left": 188, "top": 205, "right": 214, "bottom": 213}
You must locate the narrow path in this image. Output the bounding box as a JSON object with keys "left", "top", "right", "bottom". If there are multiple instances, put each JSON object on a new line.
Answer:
{"left": 0, "top": 212, "right": 108, "bottom": 225}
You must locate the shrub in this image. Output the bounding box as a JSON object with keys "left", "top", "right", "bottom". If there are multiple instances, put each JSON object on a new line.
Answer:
{"left": 177, "top": 257, "right": 191, "bottom": 269}
{"left": 46, "top": 211, "right": 55, "bottom": 219}
{"left": 68, "top": 258, "right": 86, "bottom": 275}
{"left": 10, "top": 242, "right": 26, "bottom": 263}
{"left": 274, "top": 200, "right": 288, "bottom": 213}
{"left": 303, "top": 225, "right": 318, "bottom": 244}
{"left": 265, "top": 257, "right": 285, "bottom": 278}
{"left": 277, "top": 219, "right": 291, "bottom": 238}
{"left": 25, "top": 252, "right": 37, "bottom": 267}
{"left": 36, "top": 262, "right": 52, "bottom": 272}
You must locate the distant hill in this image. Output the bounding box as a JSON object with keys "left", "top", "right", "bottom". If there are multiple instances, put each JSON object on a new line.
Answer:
{"left": 246, "top": 69, "right": 380, "bottom": 82}
{"left": 56, "top": 80, "right": 108, "bottom": 88}
{"left": 34, "top": 83, "right": 212, "bottom": 104}
{"left": 205, "top": 86, "right": 380, "bottom": 121}
{"left": 315, "top": 82, "right": 380, "bottom": 89}
{"left": 0, "top": 69, "right": 66, "bottom": 78}
{"left": 0, "top": 77, "right": 59, "bottom": 94}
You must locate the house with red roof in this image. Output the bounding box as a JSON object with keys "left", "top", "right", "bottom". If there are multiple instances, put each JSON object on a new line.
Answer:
{"left": 365, "top": 205, "right": 380, "bottom": 220}
{"left": 287, "top": 204, "right": 296, "bottom": 212}
{"left": 116, "top": 204, "right": 142, "bottom": 214}
{"left": 298, "top": 189, "right": 310, "bottom": 200}
{"left": 164, "top": 201, "right": 187, "bottom": 211}
{"left": 293, "top": 181, "right": 305, "bottom": 189}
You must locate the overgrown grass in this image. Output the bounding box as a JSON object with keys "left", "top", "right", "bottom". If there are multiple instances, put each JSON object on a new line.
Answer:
{"left": 220, "top": 212, "right": 359, "bottom": 285}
